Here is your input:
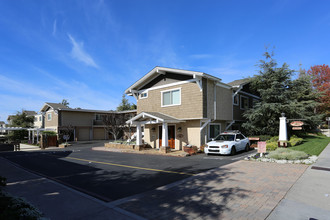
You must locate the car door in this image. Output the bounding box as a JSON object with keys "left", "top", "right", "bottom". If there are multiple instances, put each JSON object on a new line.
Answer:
{"left": 235, "top": 134, "right": 245, "bottom": 151}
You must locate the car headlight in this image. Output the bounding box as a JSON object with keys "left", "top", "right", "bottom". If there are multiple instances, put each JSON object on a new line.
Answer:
{"left": 221, "top": 145, "right": 228, "bottom": 148}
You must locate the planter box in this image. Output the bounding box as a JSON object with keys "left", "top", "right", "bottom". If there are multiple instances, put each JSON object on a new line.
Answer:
{"left": 183, "top": 146, "right": 198, "bottom": 155}
{"left": 160, "top": 146, "right": 171, "bottom": 154}
{"left": 105, "top": 142, "right": 145, "bottom": 151}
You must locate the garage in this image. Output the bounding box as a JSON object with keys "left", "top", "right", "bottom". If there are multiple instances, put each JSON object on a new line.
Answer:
{"left": 93, "top": 128, "right": 106, "bottom": 140}
{"left": 77, "top": 127, "right": 90, "bottom": 141}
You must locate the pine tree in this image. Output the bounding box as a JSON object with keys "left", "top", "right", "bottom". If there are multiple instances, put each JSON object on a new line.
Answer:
{"left": 117, "top": 94, "right": 132, "bottom": 111}
{"left": 242, "top": 52, "right": 321, "bottom": 136}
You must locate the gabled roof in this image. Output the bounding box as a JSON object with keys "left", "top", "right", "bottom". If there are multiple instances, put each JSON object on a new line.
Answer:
{"left": 40, "top": 102, "right": 71, "bottom": 112}
{"left": 125, "top": 66, "right": 222, "bottom": 94}
{"left": 126, "top": 111, "right": 184, "bottom": 124}
{"left": 23, "top": 110, "right": 37, "bottom": 116}
{"left": 227, "top": 78, "right": 253, "bottom": 87}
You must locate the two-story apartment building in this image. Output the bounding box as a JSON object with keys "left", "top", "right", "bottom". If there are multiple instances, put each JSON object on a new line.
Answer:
{"left": 39, "top": 102, "right": 136, "bottom": 141}
{"left": 125, "top": 67, "right": 259, "bottom": 150}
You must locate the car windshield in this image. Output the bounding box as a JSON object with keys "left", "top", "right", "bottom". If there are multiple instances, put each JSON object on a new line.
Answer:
{"left": 214, "top": 134, "right": 235, "bottom": 141}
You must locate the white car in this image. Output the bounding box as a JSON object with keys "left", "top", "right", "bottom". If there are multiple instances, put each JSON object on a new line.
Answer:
{"left": 204, "top": 131, "right": 250, "bottom": 155}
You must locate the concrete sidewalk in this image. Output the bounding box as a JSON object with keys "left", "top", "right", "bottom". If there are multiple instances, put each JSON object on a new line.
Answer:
{"left": 268, "top": 142, "right": 330, "bottom": 220}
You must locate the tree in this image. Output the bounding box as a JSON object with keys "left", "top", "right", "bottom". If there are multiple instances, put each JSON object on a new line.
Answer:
{"left": 307, "top": 64, "right": 330, "bottom": 117}
{"left": 117, "top": 94, "right": 136, "bottom": 111}
{"left": 60, "top": 99, "right": 70, "bottom": 107}
{"left": 102, "top": 113, "right": 128, "bottom": 141}
{"left": 242, "top": 51, "right": 322, "bottom": 136}
{"left": 7, "top": 111, "right": 34, "bottom": 141}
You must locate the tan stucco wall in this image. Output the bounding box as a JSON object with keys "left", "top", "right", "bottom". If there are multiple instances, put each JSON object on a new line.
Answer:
{"left": 61, "top": 111, "right": 94, "bottom": 127}
{"left": 137, "top": 82, "right": 203, "bottom": 119}
{"left": 144, "top": 120, "right": 201, "bottom": 150}
{"left": 44, "top": 110, "right": 58, "bottom": 128}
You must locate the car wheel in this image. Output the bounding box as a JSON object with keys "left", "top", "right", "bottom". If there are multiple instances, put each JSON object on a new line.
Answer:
{"left": 245, "top": 144, "right": 250, "bottom": 152}
{"left": 230, "top": 146, "right": 236, "bottom": 156}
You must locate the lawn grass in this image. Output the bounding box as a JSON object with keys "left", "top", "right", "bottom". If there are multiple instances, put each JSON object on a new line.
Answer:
{"left": 290, "top": 135, "right": 330, "bottom": 156}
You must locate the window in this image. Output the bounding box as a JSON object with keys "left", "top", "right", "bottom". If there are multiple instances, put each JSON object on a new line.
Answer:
{"left": 140, "top": 92, "right": 148, "bottom": 99}
{"left": 34, "top": 117, "right": 38, "bottom": 122}
{"left": 233, "top": 94, "right": 239, "bottom": 105}
{"left": 209, "top": 123, "right": 221, "bottom": 139}
{"left": 47, "top": 113, "right": 52, "bottom": 121}
{"left": 240, "top": 96, "right": 249, "bottom": 110}
{"left": 39, "top": 116, "right": 42, "bottom": 121}
{"left": 161, "top": 88, "right": 181, "bottom": 107}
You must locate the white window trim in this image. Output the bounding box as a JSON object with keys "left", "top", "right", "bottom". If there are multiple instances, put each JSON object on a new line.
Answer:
{"left": 208, "top": 123, "right": 221, "bottom": 139}
{"left": 47, "top": 113, "right": 52, "bottom": 121}
{"left": 233, "top": 94, "right": 239, "bottom": 106}
{"left": 240, "top": 95, "right": 249, "bottom": 110}
{"left": 140, "top": 92, "right": 148, "bottom": 99}
{"left": 161, "top": 87, "right": 181, "bottom": 107}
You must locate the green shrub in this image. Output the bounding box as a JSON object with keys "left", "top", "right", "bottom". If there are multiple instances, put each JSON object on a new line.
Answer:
{"left": 258, "top": 135, "right": 272, "bottom": 141}
{"left": 266, "top": 136, "right": 279, "bottom": 143}
{"left": 289, "top": 136, "right": 303, "bottom": 146}
{"left": 266, "top": 142, "right": 278, "bottom": 151}
{"left": 41, "top": 131, "right": 57, "bottom": 136}
{"left": 268, "top": 148, "right": 309, "bottom": 160}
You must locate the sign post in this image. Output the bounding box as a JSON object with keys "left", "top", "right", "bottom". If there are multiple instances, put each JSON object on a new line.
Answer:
{"left": 258, "top": 141, "right": 266, "bottom": 157}
{"left": 327, "top": 117, "right": 330, "bottom": 137}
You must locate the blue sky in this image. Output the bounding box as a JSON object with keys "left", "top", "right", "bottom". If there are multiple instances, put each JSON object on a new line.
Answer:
{"left": 0, "top": 0, "right": 329, "bottom": 122}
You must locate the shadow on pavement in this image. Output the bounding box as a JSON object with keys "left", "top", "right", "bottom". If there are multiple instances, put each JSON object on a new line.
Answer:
{"left": 119, "top": 167, "right": 250, "bottom": 219}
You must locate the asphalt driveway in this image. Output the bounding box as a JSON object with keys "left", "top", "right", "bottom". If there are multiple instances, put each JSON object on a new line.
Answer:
{"left": 0, "top": 142, "right": 256, "bottom": 202}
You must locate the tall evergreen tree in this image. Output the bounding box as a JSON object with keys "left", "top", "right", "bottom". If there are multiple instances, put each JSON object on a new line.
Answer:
{"left": 242, "top": 52, "right": 321, "bottom": 136}
{"left": 117, "top": 94, "right": 133, "bottom": 111}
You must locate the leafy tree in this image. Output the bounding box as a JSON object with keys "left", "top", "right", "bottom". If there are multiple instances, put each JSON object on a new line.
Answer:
{"left": 117, "top": 94, "right": 136, "bottom": 111}
{"left": 61, "top": 99, "right": 70, "bottom": 107}
{"left": 307, "top": 64, "right": 330, "bottom": 117}
{"left": 7, "top": 112, "right": 34, "bottom": 141}
{"left": 102, "top": 113, "right": 128, "bottom": 141}
{"left": 242, "top": 51, "right": 321, "bottom": 136}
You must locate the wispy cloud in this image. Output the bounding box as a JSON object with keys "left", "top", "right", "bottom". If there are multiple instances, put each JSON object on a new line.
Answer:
{"left": 68, "top": 34, "right": 99, "bottom": 68}
{"left": 52, "top": 19, "right": 57, "bottom": 36}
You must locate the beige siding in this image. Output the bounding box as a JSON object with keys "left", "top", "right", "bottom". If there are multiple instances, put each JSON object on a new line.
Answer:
{"left": 215, "top": 86, "right": 233, "bottom": 121}
{"left": 137, "top": 82, "right": 203, "bottom": 119}
{"left": 206, "top": 80, "right": 215, "bottom": 119}
{"left": 61, "top": 111, "right": 94, "bottom": 127}
{"left": 44, "top": 110, "right": 58, "bottom": 128}
{"left": 144, "top": 120, "right": 201, "bottom": 150}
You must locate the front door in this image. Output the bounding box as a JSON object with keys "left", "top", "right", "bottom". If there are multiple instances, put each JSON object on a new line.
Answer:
{"left": 159, "top": 125, "right": 175, "bottom": 149}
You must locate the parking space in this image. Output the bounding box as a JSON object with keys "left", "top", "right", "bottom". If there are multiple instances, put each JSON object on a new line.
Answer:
{"left": 0, "top": 142, "right": 256, "bottom": 202}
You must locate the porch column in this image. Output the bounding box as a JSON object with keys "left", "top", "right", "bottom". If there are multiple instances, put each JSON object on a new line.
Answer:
{"left": 162, "top": 122, "right": 168, "bottom": 147}
{"left": 36, "top": 129, "right": 39, "bottom": 144}
{"left": 136, "top": 123, "right": 142, "bottom": 145}
{"left": 28, "top": 130, "right": 31, "bottom": 142}
{"left": 32, "top": 130, "right": 35, "bottom": 144}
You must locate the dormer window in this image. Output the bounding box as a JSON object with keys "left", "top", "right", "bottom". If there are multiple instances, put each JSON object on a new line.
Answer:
{"left": 140, "top": 92, "right": 148, "bottom": 99}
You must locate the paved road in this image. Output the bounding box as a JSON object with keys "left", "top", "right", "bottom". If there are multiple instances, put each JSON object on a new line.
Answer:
{"left": 0, "top": 142, "right": 256, "bottom": 202}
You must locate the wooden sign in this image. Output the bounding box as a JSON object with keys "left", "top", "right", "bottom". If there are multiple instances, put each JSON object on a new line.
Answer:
{"left": 292, "top": 127, "right": 302, "bottom": 130}
{"left": 258, "top": 141, "right": 266, "bottom": 153}
{"left": 290, "top": 121, "right": 304, "bottom": 127}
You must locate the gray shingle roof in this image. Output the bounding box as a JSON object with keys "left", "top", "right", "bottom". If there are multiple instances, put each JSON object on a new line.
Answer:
{"left": 45, "top": 102, "right": 71, "bottom": 110}
{"left": 227, "top": 78, "right": 253, "bottom": 87}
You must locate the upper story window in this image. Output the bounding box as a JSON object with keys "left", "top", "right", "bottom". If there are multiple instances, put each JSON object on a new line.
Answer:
{"left": 233, "top": 94, "right": 239, "bottom": 106}
{"left": 34, "top": 117, "right": 38, "bottom": 122}
{"left": 140, "top": 92, "right": 148, "bottom": 99}
{"left": 47, "top": 113, "right": 52, "bottom": 121}
{"left": 161, "top": 88, "right": 181, "bottom": 107}
{"left": 240, "top": 96, "right": 249, "bottom": 110}
{"left": 39, "top": 116, "right": 42, "bottom": 121}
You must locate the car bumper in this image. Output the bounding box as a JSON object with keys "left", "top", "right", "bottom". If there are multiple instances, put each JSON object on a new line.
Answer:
{"left": 204, "top": 148, "right": 231, "bottom": 155}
